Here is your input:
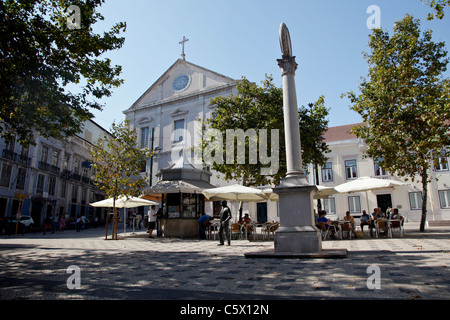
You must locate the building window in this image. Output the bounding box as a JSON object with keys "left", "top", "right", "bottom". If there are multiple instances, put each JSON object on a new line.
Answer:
{"left": 435, "top": 152, "right": 449, "bottom": 171}
{"left": 48, "top": 176, "right": 56, "bottom": 196}
{"left": 63, "top": 154, "right": 70, "bottom": 170}
{"left": 40, "top": 145, "right": 49, "bottom": 163}
{"left": 173, "top": 119, "right": 185, "bottom": 143}
{"left": 60, "top": 180, "right": 66, "bottom": 198}
{"left": 345, "top": 159, "right": 358, "bottom": 180}
{"left": 19, "top": 145, "right": 30, "bottom": 164}
{"left": 73, "top": 158, "right": 80, "bottom": 174}
{"left": 321, "top": 162, "right": 333, "bottom": 182}
{"left": 72, "top": 185, "right": 78, "bottom": 203}
{"left": 36, "top": 174, "right": 45, "bottom": 193}
{"left": 438, "top": 190, "right": 450, "bottom": 209}
{"left": 374, "top": 158, "right": 387, "bottom": 176}
{"left": 6, "top": 139, "right": 15, "bottom": 152}
{"left": 323, "top": 198, "right": 336, "bottom": 214}
{"left": 409, "top": 192, "right": 423, "bottom": 210}
{"left": 51, "top": 150, "right": 60, "bottom": 167}
{"left": 140, "top": 127, "right": 149, "bottom": 149}
{"left": 81, "top": 187, "right": 87, "bottom": 204}
{"left": 16, "top": 168, "right": 27, "bottom": 190}
{"left": 348, "top": 196, "right": 361, "bottom": 213}
{"left": 0, "top": 163, "right": 12, "bottom": 187}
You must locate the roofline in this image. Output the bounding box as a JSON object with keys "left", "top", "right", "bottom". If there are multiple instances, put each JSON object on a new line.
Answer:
{"left": 124, "top": 59, "right": 237, "bottom": 113}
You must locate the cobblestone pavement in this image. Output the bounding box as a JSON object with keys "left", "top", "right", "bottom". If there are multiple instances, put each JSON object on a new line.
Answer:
{"left": 0, "top": 222, "right": 449, "bottom": 301}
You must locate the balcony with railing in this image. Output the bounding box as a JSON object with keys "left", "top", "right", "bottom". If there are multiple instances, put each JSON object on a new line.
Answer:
{"left": 17, "top": 154, "right": 31, "bottom": 165}
{"left": 1, "top": 149, "right": 17, "bottom": 161}
{"left": 38, "top": 161, "right": 49, "bottom": 171}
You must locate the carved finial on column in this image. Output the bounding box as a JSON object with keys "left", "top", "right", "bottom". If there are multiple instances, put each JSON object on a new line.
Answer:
{"left": 279, "top": 23, "right": 292, "bottom": 58}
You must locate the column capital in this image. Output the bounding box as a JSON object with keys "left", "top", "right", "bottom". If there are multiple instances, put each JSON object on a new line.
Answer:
{"left": 277, "top": 56, "right": 298, "bottom": 76}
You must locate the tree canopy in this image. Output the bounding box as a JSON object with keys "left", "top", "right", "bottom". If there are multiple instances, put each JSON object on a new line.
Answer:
{"left": 343, "top": 14, "right": 450, "bottom": 231}
{"left": 201, "top": 75, "right": 330, "bottom": 187}
{"left": 423, "top": 0, "right": 450, "bottom": 20}
{"left": 0, "top": 0, "right": 126, "bottom": 146}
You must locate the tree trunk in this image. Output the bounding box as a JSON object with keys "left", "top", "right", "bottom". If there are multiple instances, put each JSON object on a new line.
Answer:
{"left": 113, "top": 203, "right": 117, "bottom": 240}
{"left": 104, "top": 209, "right": 109, "bottom": 240}
{"left": 420, "top": 170, "right": 428, "bottom": 232}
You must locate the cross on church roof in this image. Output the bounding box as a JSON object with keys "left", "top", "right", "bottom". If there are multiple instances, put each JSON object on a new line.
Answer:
{"left": 179, "top": 36, "right": 189, "bottom": 60}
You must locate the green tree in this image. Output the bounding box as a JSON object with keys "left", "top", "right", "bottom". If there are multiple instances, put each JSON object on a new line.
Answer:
{"left": 201, "top": 75, "right": 329, "bottom": 187}
{"left": 343, "top": 14, "right": 450, "bottom": 231}
{"left": 423, "top": 0, "right": 450, "bottom": 20}
{"left": 0, "top": 0, "right": 126, "bottom": 146}
{"left": 298, "top": 96, "right": 331, "bottom": 210}
{"left": 91, "top": 120, "right": 149, "bottom": 240}
{"left": 202, "top": 76, "right": 286, "bottom": 187}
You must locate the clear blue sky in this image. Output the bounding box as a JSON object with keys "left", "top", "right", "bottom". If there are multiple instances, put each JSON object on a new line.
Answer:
{"left": 90, "top": 0, "right": 450, "bottom": 130}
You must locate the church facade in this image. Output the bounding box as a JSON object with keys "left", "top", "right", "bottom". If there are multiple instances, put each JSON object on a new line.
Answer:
{"left": 123, "top": 59, "right": 274, "bottom": 231}
{"left": 123, "top": 58, "right": 238, "bottom": 189}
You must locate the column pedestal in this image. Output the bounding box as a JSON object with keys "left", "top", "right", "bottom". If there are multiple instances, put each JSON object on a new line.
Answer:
{"left": 274, "top": 184, "right": 322, "bottom": 254}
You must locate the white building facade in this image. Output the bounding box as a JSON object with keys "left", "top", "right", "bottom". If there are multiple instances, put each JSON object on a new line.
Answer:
{"left": 0, "top": 120, "right": 111, "bottom": 226}
{"left": 312, "top": 123, "right": 450, "bottom": 222}
{"left": 124, "top": 59, "right": 238, "bottom": 186}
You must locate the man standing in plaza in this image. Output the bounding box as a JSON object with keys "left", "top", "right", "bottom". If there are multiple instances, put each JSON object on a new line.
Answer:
{"left": 148, "top": 205, "right": 157, "bottom": 238}
{"left": 218, "top": 200, "right": 231, "bottom": 246}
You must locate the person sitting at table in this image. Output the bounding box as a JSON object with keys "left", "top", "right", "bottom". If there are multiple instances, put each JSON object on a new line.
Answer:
{"left": 343, "top": 211, "right": 355, "bottom": 238}
{"left": 318, "top": 210, "right": 337, "bottom": 240}
{"left": 390, "top": 208, "right": 404, "bottom": 221}
{"left": 369, "top": 208, "right": 383, "bottom": 238}
{"left": 198, "top": 213, "right": 213, "bottom": 240}
{"left": 385, "top": 207, "right": 393, "bottom": 219}
{"left": 243, "top": 213, "right": 251, "bottom": 224}
{"left": 371, "top": 207, "right": 383, "bottom": 220}
{"left": 360, "top": 210, "right": 370, "bottom": 231}
{"left": 240, "top": 213, "right": 254, "bottom": 236}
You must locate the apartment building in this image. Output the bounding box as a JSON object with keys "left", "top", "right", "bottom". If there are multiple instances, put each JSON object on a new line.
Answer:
{"left": 0, "top": 120, "right": 110, "bottom": 226}
{"left": 313, "top": 123, "right": 450, "bottom": 222}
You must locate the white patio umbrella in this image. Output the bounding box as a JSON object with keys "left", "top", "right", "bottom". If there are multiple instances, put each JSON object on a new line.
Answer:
{"left": 262, "top": 185, "right": 338, "bottom": 201}
{"left": 334, "top": 176, "right": 409, "bottom": 213}
{"left": 334, "top": 176, "right": 409, "bottom": 194}
{"left": 202, "top": 184, "right": 267, "bottom": 202}
{"left": 90, "top": 195, "right": 159, "bottom": 208}
{"left": 90, "top": 195, "right": 159, "bottom": 235}
{"left": 202, "top": 184, "right": 268, "bottom": 221}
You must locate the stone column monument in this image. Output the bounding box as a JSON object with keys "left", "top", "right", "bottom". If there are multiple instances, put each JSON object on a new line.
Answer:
{"left": 273, "top": 23, "right": 322, "bottom": 254}
{"left": 246, "top": 23, "right": 347, "bottom": 258}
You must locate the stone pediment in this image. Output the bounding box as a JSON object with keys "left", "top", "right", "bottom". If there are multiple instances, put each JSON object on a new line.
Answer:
{"left": 170, "top": 108, "right": 189, "bottom": 117}
{"left": 124, "top": 59, "right": 236, "bottom": 113}
{"left": 137, "top": 116, "right": 153, "bottom": 124}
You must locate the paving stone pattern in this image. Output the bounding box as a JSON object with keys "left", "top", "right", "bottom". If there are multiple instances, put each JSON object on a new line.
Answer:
{"left": 0, "top": 222, "right": 449, "bottom": 300}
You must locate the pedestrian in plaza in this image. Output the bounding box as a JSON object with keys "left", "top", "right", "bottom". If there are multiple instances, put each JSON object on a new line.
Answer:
{"left": 43, "top": 214, "right": 53, "bottom": 235}
{"left": 76, "top": 215, "right": 82, "bottom": 232}
{"left": 198, "top": 213, "right": 213, "bottom": 240}
{"left": 53, "top": 214, "right": 59, "bottom": 233}
{"left": 218, "top": 200, "right": 231, "bottom": 246}
{"left": 59, "top": 214, "right": 66, "bottom": 232}
{"left": 80, "top": 214, "right": 86, "bottom": 230}
{"left": 136, "top": 213, "right": 142, "bottom": 230}
{"left": 148, "top": 205, "right": 157, "bottom": 238}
